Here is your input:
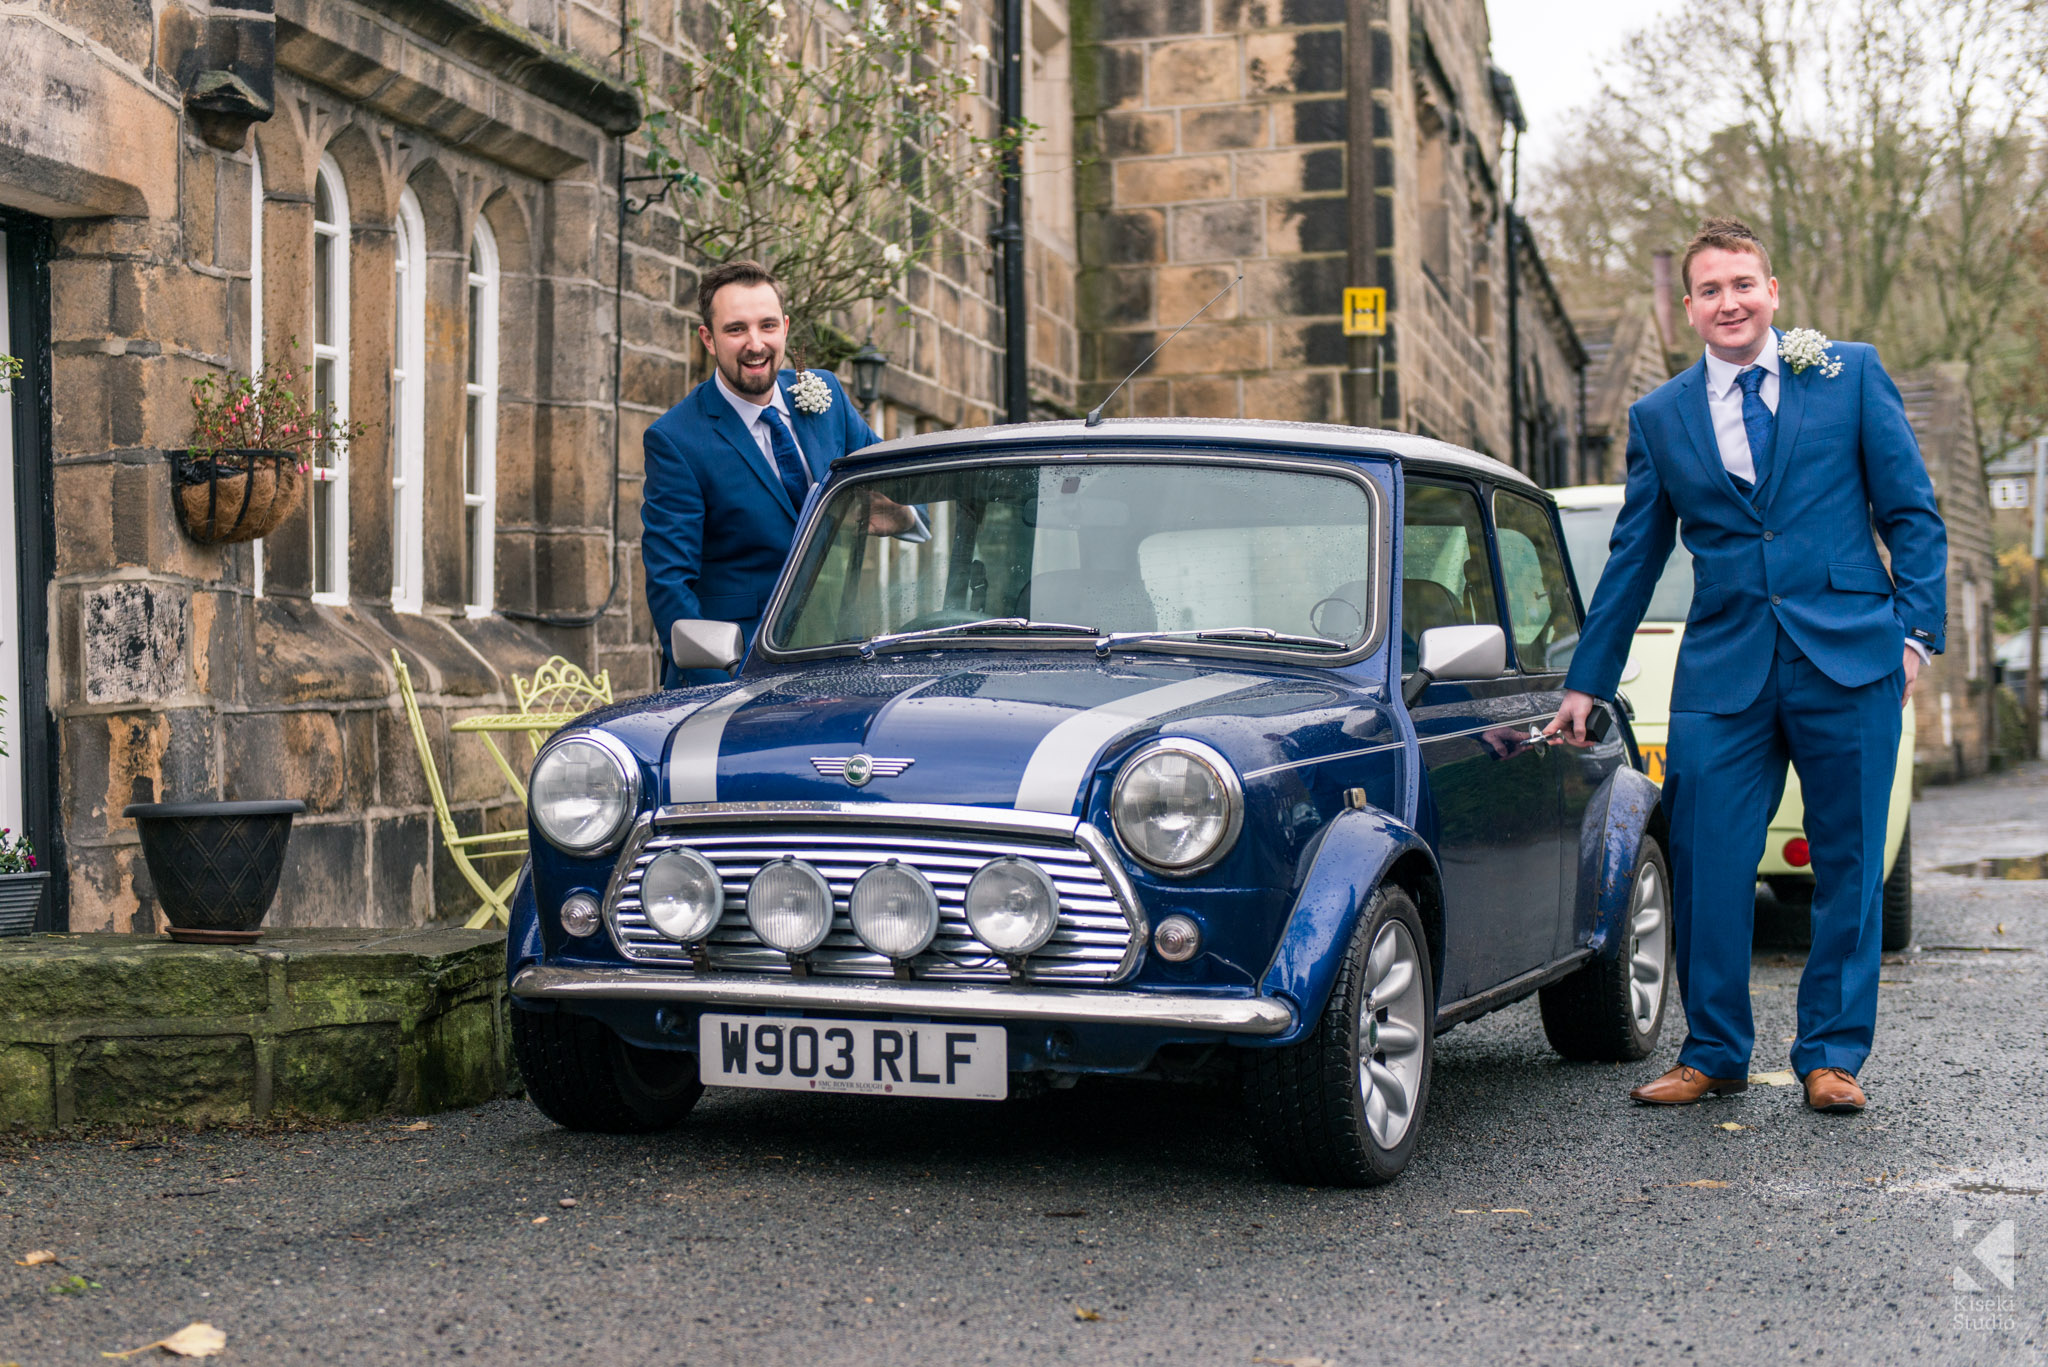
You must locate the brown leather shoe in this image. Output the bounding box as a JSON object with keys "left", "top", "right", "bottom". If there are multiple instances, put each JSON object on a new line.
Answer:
{"left": 1629, "top": 1065, "right": 1749, "bottom": 1105}
{"left": 1802, "top": 1066, "right": 1866, "bottom": 1114}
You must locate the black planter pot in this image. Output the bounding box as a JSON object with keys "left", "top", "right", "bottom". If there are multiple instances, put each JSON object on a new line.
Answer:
{"left": 0, "top": 872, "right": 47, "bottom": 937}
{"left": 123, "top": 800, "right": 305, "bottom": 943}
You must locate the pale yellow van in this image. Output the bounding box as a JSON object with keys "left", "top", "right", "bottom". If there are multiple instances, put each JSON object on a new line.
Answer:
{"left": 1553, "top": 485, "right": 1915, "bottom": 949}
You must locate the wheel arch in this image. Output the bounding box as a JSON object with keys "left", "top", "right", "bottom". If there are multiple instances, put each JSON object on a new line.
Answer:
{"left": 1255, "top": 808, "right": 1439, "bottom": 1048}
{"left": 1575, "top": 764, "right": 1665, "bottom": 959}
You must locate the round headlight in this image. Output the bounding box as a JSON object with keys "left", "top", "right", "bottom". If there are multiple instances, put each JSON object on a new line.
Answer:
{"left": 530, "top": 734, "right": 638, "bottom": 855}
{"left": 745, "top": 857, "right": 834, "bottom": 955}
{"left": 1110, "top": 739, "right": 1242, "bottom": 874}
{"left": 848, "top": 861, "right": 939, "bottom": 960}
{"left": 640, "top": 848, "right": 725, "bottom": 943}
{"left": 964, "top": 857, "right": 1059, "bottom": 956}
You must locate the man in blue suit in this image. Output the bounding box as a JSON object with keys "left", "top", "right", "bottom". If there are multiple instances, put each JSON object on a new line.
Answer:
{"left": 1550, "top": 219, "right": 1946, "bottom": 1115}
{"left": 642, "top": 260, "right": 910, "bottom": 687}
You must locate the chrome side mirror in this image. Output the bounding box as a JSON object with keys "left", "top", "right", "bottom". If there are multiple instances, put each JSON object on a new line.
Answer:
{"left": 1402, "top": 623, "right": 1508, "bottom": 705}
{"left": 670, "top": 620, "right": 744, "bottom": 675}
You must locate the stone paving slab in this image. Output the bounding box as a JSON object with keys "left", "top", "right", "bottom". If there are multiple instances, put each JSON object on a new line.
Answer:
{"left": 0, "top": 927, "right": 515, "bottom": 1132}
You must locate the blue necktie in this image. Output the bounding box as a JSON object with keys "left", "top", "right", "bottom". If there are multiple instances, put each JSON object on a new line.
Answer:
{"left": 1738, "top": 365, "right": 1775, "bottom": 495}
{"left": 757, "top": 406, "right": 811, "bottom": 516}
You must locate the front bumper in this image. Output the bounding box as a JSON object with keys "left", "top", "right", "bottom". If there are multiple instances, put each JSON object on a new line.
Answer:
{"left": 509, "top": 965, "right": 1295, "bottom": 1036}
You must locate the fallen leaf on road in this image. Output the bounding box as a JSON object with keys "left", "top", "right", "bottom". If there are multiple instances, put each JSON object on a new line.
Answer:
{"left": 1454, "top": 1209, "right": 1484, "bottom": 1214}
{"left": 1252, "top": 1358, "right": 1336, "bottom": 1367}
{"left": 1750, "top": 1070, "right": 1797, "bottom": 1087}
{"left": 395, "top": 1122, "right": 433, "bottom": 1132}
{"left": 1997, "top": 923, "right": 2006, "bottom": 935}
{"left": 101, "top": 1322, "right": 225, "bottom": 1358}
{"left": 16, "top": 1250, "right": 56, "bottom": 1266}
{"left": 1718, "top": 1123, "right": 1747, "bottom": 1132}
{"left": 1680, "top": 1180, "right": 1730, "bottom": 1189}
{"left": 531, "top": 1216, "right": 548, "bottom": 1225}
{"left": 1490, "top": 1208, "right": 1530, "bottom": 1214}
{"left": 1073, "top": 1307, "right": 1101, "bottom": 1321}
{"left": 558, "top": 1198, "right": 577, "bottom": 1209}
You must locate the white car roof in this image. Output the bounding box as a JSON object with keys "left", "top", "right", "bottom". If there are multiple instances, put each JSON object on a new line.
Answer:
{"left": 1548, "top": 484, "right": 1627, "bottom": 508}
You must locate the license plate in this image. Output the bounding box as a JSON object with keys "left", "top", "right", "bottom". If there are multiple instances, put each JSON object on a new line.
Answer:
{"left": 1638, "top": 744, "right": 1667, "bottom": 784}
{"left": 698, "top": 1014, "right": 1008, "bottom": 1100}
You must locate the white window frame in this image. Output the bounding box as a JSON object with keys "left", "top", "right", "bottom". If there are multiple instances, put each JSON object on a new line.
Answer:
{"left": 462, "top": 218, "right": 499, "bottom": 616}
{"left": 391, "top": 188, "right": 427, "bottom": 613}
{"left": 250, "top": 146, "right": 265, "bottom": 598}
{"left": 311, "top": 154, "right": 351, "bottom": 604}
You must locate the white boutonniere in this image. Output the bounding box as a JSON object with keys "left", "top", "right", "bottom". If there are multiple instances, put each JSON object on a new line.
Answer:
{"left": 1779, "top": 328, "right": 1843, "bottom": 379}
{"left": 790, "top": 370, "right": 833, "bottom": 416}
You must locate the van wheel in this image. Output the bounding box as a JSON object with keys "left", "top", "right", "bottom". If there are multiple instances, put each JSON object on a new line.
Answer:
{"left": 1540, "top": 836, "right": 1671, "bottom": 1062}
{"left": 512, "top": 1008, "right": 703, "bottom": 1133}
{"left": 1246, "top": 885, "right": 1433, "bottom": 1187}
{"left": 1881, "top": 822, "right": 1913, "bottom": 952}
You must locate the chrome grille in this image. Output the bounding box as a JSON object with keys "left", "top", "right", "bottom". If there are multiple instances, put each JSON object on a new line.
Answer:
{"left": 607, "top": 827, "right": 1139, "bottom": 982}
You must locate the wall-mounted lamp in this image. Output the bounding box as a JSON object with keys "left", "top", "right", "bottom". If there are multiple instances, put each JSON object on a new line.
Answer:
{"left": 850, "top": 339, "right": 889, "bottom": 411}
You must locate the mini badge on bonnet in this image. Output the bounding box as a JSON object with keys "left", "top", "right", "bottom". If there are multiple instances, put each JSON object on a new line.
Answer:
{"left": 810, "top": 755, "right": 915, "bottom": 787}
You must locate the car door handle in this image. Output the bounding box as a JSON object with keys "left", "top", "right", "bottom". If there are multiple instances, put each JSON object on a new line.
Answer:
{"left": 1525, "top": 723, "right": 1559, "bottom": 748}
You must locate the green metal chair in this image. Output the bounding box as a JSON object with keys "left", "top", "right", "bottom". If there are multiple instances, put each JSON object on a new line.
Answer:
{"left": 392, "top": 651, "right": 526, "bottom": 929}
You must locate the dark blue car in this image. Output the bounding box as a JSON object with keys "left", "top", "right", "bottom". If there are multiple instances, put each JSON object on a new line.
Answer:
{"left": 508, "top": 419, "right": 1670, "bottom": 1186}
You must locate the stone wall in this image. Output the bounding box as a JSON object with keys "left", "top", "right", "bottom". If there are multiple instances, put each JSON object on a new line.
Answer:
{"left": 1069, "top": 0, "right": 1583, "bottom": 467}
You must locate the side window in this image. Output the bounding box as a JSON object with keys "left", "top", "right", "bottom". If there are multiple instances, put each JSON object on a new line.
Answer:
{"left": 1493, "top": 490, "right": 1582, "bottom": 674}
{"left": 1400, "top": 482, "right": 1503, "bottom": 675}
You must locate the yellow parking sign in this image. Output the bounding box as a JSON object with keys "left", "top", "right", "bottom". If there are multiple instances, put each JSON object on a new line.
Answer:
{"left": 1343, "top": 287, "right": 1387, "bottom": 336}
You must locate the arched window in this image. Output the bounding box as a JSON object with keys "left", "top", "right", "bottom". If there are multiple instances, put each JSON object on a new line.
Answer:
{"left": 463, "top": 219, "right": 499, "bottom": 614}
{"left": 251, "top": 146, "right": 265, "bottom": 598}
{"left": 391, "top": 187, "right": 427, "bottom": 612}
{"left": 311, "top": 154, "right": 351, "bottom": 602}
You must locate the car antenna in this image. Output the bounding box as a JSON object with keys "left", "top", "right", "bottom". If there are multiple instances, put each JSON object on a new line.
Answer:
{"left": 1085, "top": 273, "right": 1242, "bottom": 427}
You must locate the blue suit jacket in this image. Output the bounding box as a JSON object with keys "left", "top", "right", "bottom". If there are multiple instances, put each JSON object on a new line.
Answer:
{"left": 1564, "top": 335, "right": 1947, "bottom": 715}
{"left": 642, "top": 369, "right": 878, "bottom": 686}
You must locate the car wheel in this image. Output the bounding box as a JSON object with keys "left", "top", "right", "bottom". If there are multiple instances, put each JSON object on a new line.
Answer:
{"left": 1246, "top": 885, "right": 1433, "bottom": 1188}
{"left": 1881, "top": 820, "right": 1913, "bottom": 952}
{"left": 1539, "top": 835, "right": 1671, "bottom": 1062}
{"left": 512, "top": 1008, "right": 704, "bottom": 1133}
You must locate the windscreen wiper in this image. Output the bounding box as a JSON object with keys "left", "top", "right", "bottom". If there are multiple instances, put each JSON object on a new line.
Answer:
{"left": 857, "top": 618, "right": 1099, "bottom": 659}
{"left": 1094, "top": 626, "right": 1350, "bottom": 657}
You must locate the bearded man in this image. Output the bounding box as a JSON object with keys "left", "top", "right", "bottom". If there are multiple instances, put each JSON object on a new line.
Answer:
{"left": 1548, "top": 219, "right": 1947, "bottom": 1116}
{"left": 642, "top": 259, "right": 914, "bottom": 686}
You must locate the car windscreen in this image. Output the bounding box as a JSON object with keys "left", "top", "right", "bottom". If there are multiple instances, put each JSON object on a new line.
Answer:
{"left": 768, "top": 460, "right": 1380, "bottom": 654}
{"left": 1557, "top": 503, "right": 1695, "bottom": 623}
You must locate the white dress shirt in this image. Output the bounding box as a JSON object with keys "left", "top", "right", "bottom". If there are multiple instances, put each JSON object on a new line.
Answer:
{"left": 1701, "top": 333, "right": 1780, "bottom": 485}
{"left": 715, "top": 368, "right": 810, "bottom": 492}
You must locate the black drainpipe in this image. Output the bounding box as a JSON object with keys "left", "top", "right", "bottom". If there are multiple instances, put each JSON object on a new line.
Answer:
{"left": 998, "top": 0, "right": 1029, "bottom": 424}
{"left": 1505, "top": 126, "right": 1522, "bottom": 474}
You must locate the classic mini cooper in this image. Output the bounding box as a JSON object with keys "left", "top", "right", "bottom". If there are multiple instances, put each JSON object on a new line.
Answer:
{"left": 508, "top": 419, "right": 1669, "bottom": 1187}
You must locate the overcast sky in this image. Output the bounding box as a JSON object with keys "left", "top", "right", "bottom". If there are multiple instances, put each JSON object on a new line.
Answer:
{"left": 1485, "top": 0, "right": 1687, "bottom": 168}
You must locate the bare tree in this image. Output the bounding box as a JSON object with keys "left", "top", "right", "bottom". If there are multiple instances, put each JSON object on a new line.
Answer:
{"left": 1528, "top": 0, "right": 2048, "bottom": 441}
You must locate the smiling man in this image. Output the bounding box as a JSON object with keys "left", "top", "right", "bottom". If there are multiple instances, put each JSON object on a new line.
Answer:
{"left": 1547, "top": 218, "right": 1947, "bottom": 1115}
{"left": 642, "top": 260, "right": 909, "bottom": 687}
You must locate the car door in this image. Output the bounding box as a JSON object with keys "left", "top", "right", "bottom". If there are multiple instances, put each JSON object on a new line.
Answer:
{"left": 1492, "top": 487, "right": 1604, "bottom": 964}
{"left": 1402, "top": 479, "right": 1562, "bottom": 1005}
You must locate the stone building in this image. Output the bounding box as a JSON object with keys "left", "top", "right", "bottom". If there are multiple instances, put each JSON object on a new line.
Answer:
{"left": 1, "top": 0, "right": 1582, "bottom": 934}
{"left": 1899, "top": 363, "right": 2001, "bottom": 783}
{"left": 1573, "top": 297, "right": 1678, "bottom": 487}
{"left": 0, "top": 0, "right": 1041, "bottom": 933}
{"left": 1070, "top": 0, "right": 1585, "bottom": 466}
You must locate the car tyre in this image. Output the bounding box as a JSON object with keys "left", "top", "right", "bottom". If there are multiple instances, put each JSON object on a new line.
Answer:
{"left": 512, "top": 1008, "right": 704, "bottom": 1133}
{"left": 1539, "top": 835, "right": 1671, "bottom": 1062}
{"left": 1246, "top": 885, "right": 1434, "bottom": 1188}
{"left": 1881, "top": 820, "right": 1913, "bottom": 952}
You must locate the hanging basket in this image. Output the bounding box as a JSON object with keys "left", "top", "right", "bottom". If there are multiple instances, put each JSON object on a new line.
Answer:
{"left": 170, "top": 448, "right": 304, "bottom": 544}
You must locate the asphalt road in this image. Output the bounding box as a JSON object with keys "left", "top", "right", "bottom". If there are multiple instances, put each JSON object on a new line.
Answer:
{"left": 5, "top": 767, "right": 2046, "bottom": 1365}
